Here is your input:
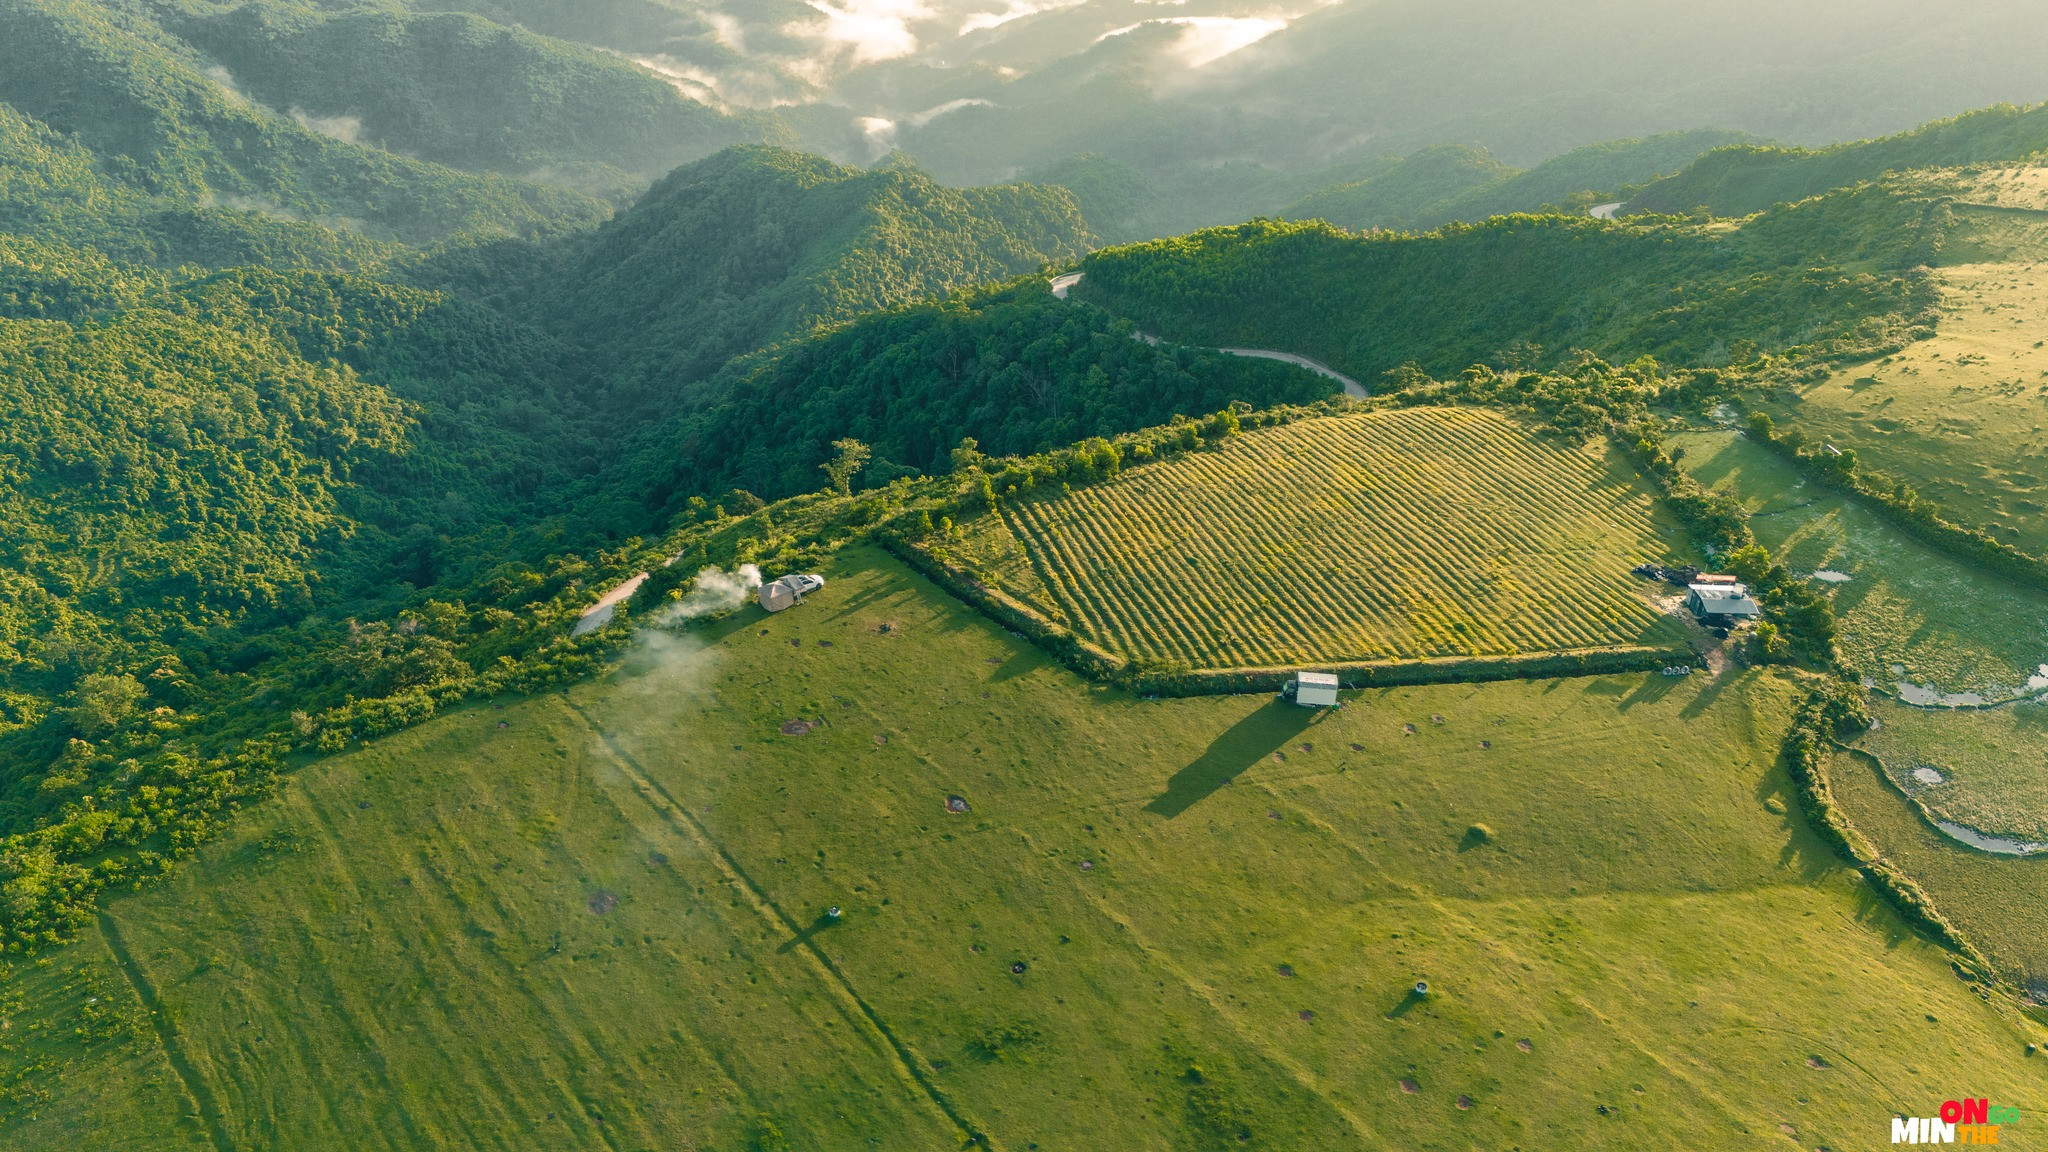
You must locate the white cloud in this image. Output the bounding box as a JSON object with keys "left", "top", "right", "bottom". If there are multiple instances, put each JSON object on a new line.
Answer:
{"left": 793, "top": 0, "right": 930, "bottom": 65}
{"left": 958, "top": 0, "right": 1088, "bottom": 36}
{"left": 857, "top": 115, "right": 900, "bottom": 157}
{"left": 1097, "top": 16, "right": 1289, "bottom": 68}
{"left": 908, "top": 97, "right": 996, "bottom": 126}
{"left": 290, "top": 107, "right": 364, "bottom": 144}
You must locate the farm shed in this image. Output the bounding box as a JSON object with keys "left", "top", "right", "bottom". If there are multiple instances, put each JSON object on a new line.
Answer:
{"left": 1292, "top": 672, "right": 1340, "bottom": 707}
{"left": 1685, "top": 582, "right": 1760, "bottom": 620}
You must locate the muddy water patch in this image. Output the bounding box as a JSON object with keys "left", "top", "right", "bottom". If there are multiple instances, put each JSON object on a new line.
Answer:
{"left": 1932, "top": 820, "right": 2048, "bottom": 856}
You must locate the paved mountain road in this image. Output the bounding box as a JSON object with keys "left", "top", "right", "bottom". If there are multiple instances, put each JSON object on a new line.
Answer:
{"left": 1050, "top": 272, "right": 1367, "bottom": 398}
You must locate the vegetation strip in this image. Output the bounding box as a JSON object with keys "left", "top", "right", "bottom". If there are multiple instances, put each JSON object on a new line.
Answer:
{"left": 1775, "top": 683, "right": 1992, "bottom": 972}
{"left": 563, "top": 701, "right": 990, "bottom": 1150}
{"left": 1742, "top": 409, "right": 2048, "bottom": 592}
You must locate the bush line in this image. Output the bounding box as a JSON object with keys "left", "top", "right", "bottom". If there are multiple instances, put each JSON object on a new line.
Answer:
{"left": 1742, "top": 409, "right": 2048, "bottom": 591}
{"left": 1776, "top": 679, "right": 1991, "bottom": 973}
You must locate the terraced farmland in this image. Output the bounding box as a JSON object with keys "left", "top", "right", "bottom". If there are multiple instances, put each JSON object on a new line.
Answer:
{"left": 965, "top": 407, "right": 1689, "bottom": 668}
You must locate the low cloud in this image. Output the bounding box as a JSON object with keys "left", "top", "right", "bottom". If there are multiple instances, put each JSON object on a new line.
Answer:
{"left": 290, "top": 107, "right": 364, "bottom": 144}
{"left": 1097, "top": 16, "right": 1290, "bottom": 68}
{"left": 908, "top": 97, "right": 995, "bottom": 126}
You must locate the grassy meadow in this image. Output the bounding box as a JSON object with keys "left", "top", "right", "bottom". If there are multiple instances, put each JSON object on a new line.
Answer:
{"left": 1673, "top": 429, "right": 2048, "bottom": 698}
{"left": 958, "top": 408, "right": 1689, "bottom": 670}
{"left": 1859, "top": 695, "right": 2048, "bottom": 844}
{"left": 1758, "top": 257, "right": 2048, "bottom": 552}
{"left": 3, "top": 547, "right": 2041, "bottom": 1150}
{"left": 1827, "top": 745, "right": 2048, "bottom": 993}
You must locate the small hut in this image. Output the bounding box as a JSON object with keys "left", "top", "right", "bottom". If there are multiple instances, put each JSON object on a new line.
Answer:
{"left": 1291, "top": 671, "right": 1340, "bottom": 707}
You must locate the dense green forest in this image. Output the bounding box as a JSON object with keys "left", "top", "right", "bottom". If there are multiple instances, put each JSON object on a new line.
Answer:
{"left": 615, "top": 278, "right": 1335, "bottom": 519}
{"left": 158, "top": 0, "right": 750, "bottom": 186}
{"left": 486, "top": 147, "right": 1095, "bottom": 403}
{"left": 1629, "top": 101, "right": 2048, "bottom": 216}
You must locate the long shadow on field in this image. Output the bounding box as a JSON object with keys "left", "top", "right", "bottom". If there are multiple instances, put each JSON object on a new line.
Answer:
{"left": 1145, "top": 702, "right": 1316, "bottom": 819}
{"left": 776, "top": 910, "right": 841, "bottom": 955}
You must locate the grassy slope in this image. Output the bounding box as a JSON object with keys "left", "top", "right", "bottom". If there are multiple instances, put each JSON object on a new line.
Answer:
{"left": 1757, "top": 168, "right": 2048, "bottom": 554}
{"left": 1672, "top": 429, "right": 2048, "bottom": 697}
{"left": 1827, "top": 745, "right": 2048, "bottom": 991}
{"left": 5, "top": 549, "right": 2041, "bottom": 1148}
{"left": 960, "top": 408, "right": 1689, "bottom": 668}
{"left": 1859, "top": 696, "right": 2048, "bottom": 845}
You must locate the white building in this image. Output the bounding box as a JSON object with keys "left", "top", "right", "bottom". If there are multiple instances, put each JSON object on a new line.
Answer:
{"left": 1292, "top": 671, "right": 1340, "bottom": 707}
{"left": 1685, "top": 582, "right": 1761, "bottom": 620}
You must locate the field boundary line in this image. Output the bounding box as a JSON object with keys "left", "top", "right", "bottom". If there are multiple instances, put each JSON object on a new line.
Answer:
{"left": 97, "top": 910, "right": 240, "bottom": 1152}
{"left": 563, "top": 700, "right": 991, "bottom": 1150}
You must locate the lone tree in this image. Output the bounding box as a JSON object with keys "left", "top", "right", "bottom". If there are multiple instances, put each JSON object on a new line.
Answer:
{"left": 820, "top": 438, "right": 872, "bottom": 496}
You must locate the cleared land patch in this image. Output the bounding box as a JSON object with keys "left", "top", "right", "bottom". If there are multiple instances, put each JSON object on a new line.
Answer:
{"left": 5, "top": 550, "right": 2042, "bottom": 1150}
{"left": 961, "top": 407, "right": 1688, "bottom": 669}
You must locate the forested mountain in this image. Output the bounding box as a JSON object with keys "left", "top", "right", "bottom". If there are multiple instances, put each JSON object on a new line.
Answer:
{"left": 1629, "top": 101, "right": 2048, "bottom": 216}
{"left": 1283, "top": 144, "right": 1516, "bottom": 233}
{"left": 491, "top": 146, "right": 1094, "bottom": 403}
{"left": 0, "top": 0, "right": 610, "bottom": 248}
{"left": 158, "top": 0, "right": 752, "bottom": 188}
{"left": 610, "top": 277, "right": 1333, "bottom": 520}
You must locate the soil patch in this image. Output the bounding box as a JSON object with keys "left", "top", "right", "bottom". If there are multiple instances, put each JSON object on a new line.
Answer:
{"left": 588, "top": 890, "right": 618, "bottom": 916}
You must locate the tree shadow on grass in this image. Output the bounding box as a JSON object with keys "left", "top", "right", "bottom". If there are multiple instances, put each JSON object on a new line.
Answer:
{"left": 1384, "top": 987, "right": 1428, "bottom": 1019}
{"left": 1144, "top": 701, "right": 1316, "bottom": 819}
{"left": 776, "top": 911, "right": 839, "bottom": 955}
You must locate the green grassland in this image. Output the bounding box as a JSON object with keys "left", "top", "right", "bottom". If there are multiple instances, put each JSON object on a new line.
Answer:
{"left": 1826, "top": 744, "right": 2048, "bottom": 992}
{"left": 956, "top": 408, "right": 1691, "bottom": 670}
{"left": 1673, "top": 429, "right": 2048, "bottom": 698}
{"left": 1760, "top": 257, "right": 2048, "bottom": 554}
{"left": 1747, "top": 164, "right": 2048, "bottom": 554}
{"left": 4, "top": 548, "right": 2041, "bottom": 1149}
{"left": 1859, "top": 696, "right": 2048, "bottom": 844}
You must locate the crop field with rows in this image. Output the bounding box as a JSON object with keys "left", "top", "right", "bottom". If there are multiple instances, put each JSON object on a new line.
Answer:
{"left": 961, "top": 407, "right": 1690, "bottom": 669}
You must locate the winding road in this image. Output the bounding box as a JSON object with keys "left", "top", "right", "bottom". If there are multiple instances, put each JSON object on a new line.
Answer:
{"left": 1050, "top": 272, "right": 1368, "bottom": 398}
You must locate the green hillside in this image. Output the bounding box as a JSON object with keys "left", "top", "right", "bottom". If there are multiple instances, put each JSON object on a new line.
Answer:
{"left": 0, "top": 0, "right": 610, "bottom": 246}
{"left": 1630, "top": 102, "right": 2048, "bottom": 217}
{"left": 1283, "top": 144, "right": 1515, "bottom": 232}
{"left": 2, "top": 552, "right": 2039, "bottom": 1148}
{"left": 161, "top": 0, "right": 747, "bottom": 185}
{"left": 512, "top": 147, "right": 1094, "bottom": 400}
{"left": 1077, "top": 177, "right": 1947, "bottom": 384}
{"left": 613, "top": 277, "right": 1333, "bottom": 519}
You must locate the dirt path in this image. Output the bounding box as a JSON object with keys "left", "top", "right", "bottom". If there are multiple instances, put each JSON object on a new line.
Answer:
{"left": 1590, "top": 202, "right": 1622, "bottom": 220}
{"left": 571, "top": 573, "right": 649, "bottom": 636}
{"left": 1215, "top": 347, "right": 1368, "bottom": 398}
{"left": 1051, "top": 272, "right": 1368, "bottom": 398}
{"left": 1650, "top": 590, "right": 1733, "bottom": 674}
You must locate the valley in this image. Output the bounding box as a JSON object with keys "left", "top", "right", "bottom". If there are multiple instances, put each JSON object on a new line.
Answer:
{"left": 8, "top": 8, "right": 2048, "bottom": 1144}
